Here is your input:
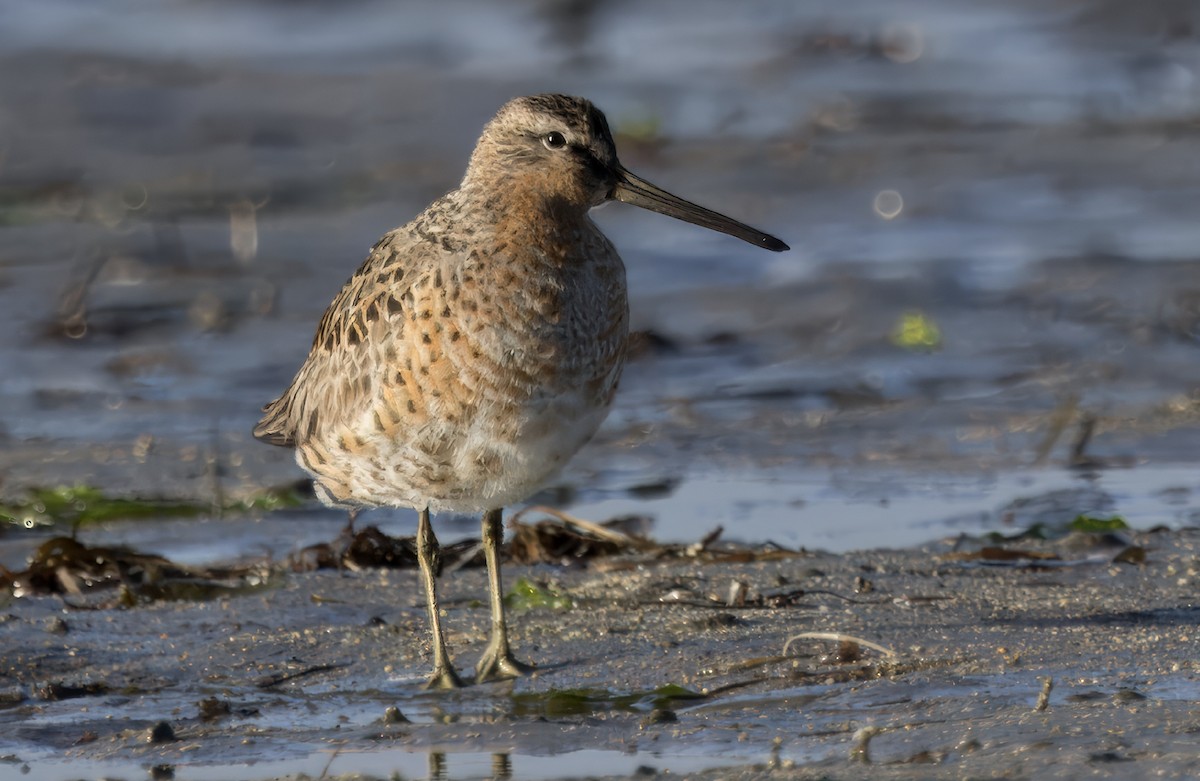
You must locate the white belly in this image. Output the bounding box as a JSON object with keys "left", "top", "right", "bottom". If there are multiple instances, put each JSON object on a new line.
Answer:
{"left": 304, "top": 387, "right": 614, "bottom": 514}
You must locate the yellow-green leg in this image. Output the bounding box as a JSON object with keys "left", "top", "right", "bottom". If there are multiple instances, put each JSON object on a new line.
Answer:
{"left": 474, "top": 508, "right": 534, "bottom": 682}
{"left": 416, "top": 507, "right": 464, "bottom": 689}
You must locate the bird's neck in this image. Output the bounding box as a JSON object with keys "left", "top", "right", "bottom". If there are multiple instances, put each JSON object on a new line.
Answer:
{"left": 458, "top": 177, "right": 592, "bottom": 258}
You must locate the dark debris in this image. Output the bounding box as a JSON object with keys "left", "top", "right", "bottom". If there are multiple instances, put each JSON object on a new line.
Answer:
{"left": 4, "top": 510, "right": 809, "bottom": 602}
{"left": 2, "top": 536, "right": 274, "bottom": 603}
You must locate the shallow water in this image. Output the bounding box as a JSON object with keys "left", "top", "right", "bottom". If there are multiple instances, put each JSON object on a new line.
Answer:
{"left": 10, "top": 748, "right": 760, "bottom": 781}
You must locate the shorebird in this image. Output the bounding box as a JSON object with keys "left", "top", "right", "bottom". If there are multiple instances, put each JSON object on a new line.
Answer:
{"left": 254, "top": 94, "right": 788, "bottom": 689}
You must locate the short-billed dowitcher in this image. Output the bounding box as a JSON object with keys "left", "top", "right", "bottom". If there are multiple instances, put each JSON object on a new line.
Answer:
{"left": 255, "top": 94, "right": 787, "bottom": 688}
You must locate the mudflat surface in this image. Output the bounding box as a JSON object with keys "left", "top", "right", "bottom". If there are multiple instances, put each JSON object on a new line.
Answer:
{"left": 1, "top": 524, "right": 1197, "bottom": 779}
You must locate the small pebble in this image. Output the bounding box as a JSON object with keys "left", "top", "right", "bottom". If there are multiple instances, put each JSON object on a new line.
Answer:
{"left": 197, "top": 697, "right": 231, "bottom": 721}
{"left": 640, "top": 708, "right": 677, "bottom": 728}
{"left": 383, "top": 706, "right": 409, "bottom": 724}
{"left": 147, "top": 721, "right": 176, "bottom": 744}
{"left": 1113, "top": 688, "right": 1147, "bottom": 704}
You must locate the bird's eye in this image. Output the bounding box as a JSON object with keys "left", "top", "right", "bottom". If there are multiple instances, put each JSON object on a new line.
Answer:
{"left": 542, "top": 131, "right": 567, "bottom": 150}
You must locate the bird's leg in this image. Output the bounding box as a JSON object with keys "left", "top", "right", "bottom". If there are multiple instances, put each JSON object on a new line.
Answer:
{"left": 416, "top": 507, "right": 464, "bottom": 689}
{"left": 343, "top": 507, "right": 359, "bottom": 536}
{"left": 475, "top": 508, "right": 534, "bottom": 683}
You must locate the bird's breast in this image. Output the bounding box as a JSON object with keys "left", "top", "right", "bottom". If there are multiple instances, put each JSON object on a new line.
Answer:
{"left": 297, "top": 221, "right": 629, "bottom": 512}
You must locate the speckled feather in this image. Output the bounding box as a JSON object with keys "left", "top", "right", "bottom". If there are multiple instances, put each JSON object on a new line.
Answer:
{"left": 255, "top": 95, "right": 629, "bottom": 513}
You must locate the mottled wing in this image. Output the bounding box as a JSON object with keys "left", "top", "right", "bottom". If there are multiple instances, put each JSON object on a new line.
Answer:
{"left": 253, "top": 226, "right": 426, "bottom": 449}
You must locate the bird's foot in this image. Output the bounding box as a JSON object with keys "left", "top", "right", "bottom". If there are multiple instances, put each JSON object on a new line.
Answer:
{"left": 423, "top": 664, "right": 466, "bottom": 690}
{"left": 474, "top": 641, "right": 535, "bottom": 683}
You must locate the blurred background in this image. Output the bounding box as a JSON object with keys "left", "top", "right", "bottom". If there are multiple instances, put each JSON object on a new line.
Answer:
{"left": 2, "top": 0, "right": 1200, "bottom": 558}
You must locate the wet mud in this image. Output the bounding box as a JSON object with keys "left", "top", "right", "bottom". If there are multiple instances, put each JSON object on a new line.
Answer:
{"left": 1, "top": 524, "right": 1198, "bottom": 779}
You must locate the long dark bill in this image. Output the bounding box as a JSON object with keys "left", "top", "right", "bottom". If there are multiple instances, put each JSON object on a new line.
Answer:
{"left": 612, "top": 167, "right": 789, "bottom": 252}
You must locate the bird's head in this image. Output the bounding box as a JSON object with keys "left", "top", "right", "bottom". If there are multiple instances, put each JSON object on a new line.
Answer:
{"left": 464, "top": 94, "right": 788, "bottom": 252}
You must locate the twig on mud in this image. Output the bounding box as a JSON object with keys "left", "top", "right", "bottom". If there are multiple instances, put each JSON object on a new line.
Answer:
{"left": 782, "top": 632, "right": 896, "bottom": 658}
{"left": 1032, "top": 393, "right": 1078, "bottom": 466}
{"left": 699, "top": 676, "right": 773, "bottom": 698}
{"left": 850, "top": 725, "right": 884, "bottom": 763}
{"left": 255, "top": 662, "right": 351, "bottom": 689}
{"left": 721, "top": 654, "right": 797, "bottom": 674}
{"left": 444, "top": 541, "right": 484, "bottom": 574}
{"left": 641, "top": 599, "right": 806, "bottom": 610}
{"left": 802, "top": 589, "right": 891, "bottom": 605}
{"left": 319, "top": 746, "right": 344, "bottom": 780}
{"left": 1069, "top": 414, "right": 1097, "bottom": 467}
{"left": 645, "top": 587, "right": 888, "bottom": 610}
{"left": 509, "top": 505, "right": 653, "bottom": 548}
{"left": 1034, "top": 675, "right": 1053, "bottom": 711}
{"left": 687, "top": 526, "right": 724, "bottom": 556}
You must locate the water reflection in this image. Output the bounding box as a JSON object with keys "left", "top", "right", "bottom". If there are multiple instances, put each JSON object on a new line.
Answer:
{"left": 426, "top": 752, "right": 515, "bottom": 781}
{"left": 491, "top": 752, "right": 513, "bottom": 781}
{"left": 428, "top": 751, "right": 446, "bottom": 781}
{"left": 426, "top": 751, "right": 552, "bottom": 780}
